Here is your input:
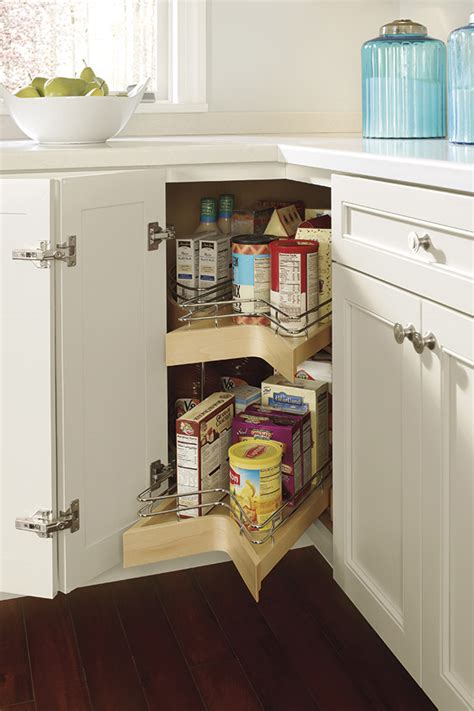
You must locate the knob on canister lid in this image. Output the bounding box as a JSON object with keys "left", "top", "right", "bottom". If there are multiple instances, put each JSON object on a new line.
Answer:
{"left": 380, "top": 19, "right": 428, "bottom": 35}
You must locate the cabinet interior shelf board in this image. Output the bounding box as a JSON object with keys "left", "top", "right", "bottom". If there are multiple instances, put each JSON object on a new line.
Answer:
{"left": 166, "top": 322, "right": 331, "bottom": 381}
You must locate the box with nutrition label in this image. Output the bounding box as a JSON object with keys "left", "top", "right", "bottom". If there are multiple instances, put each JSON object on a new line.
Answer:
{"left": 176, "top": 392, "right": 235, "bottom": 517}
{"left": 232, "top": 410, "right": 304, "bottom": 499}
{"left": 270, "top": 240, "right": 319, "bottom": 336}
{"left": 245, "top": 403, "right": 313, "bottom": 486}
{"left": 232, "top": 235, "right": 274, "bottom": 325}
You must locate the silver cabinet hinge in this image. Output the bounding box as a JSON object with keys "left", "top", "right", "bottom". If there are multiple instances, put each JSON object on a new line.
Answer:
{"left": 148, "top": 222, "right": 175, "bottom": 251}
{"left": 15, "top": 499, "right": 80, "bottom": 538}
{"left": 12, "top": 236, "right": 77, "bottom": 268}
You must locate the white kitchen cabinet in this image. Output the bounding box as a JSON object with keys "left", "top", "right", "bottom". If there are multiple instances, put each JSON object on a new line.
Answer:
{"left": 0, "top": 169, "right": 168, "bottom": 597}
{"left": 332, "top": 264, "right": 423, "bottom": 682}
{"left": 421, "top": 301, "right": 473, "bottom": 711}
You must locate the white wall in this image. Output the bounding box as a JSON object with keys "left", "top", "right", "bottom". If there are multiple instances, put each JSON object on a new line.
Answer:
{"left": 207, "top": 0, "right": 472, "bottom": 113}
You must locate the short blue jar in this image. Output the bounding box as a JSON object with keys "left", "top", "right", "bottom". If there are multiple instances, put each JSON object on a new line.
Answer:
{"left": 448, "top": 13, "right": 474, "bottom": 144}
{"left": 362, "top": 19, "right": 446, "bottom": 138}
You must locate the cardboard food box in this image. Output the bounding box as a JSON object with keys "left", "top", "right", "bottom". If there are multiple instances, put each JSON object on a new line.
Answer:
{"left": 231, "top": 206, "right": 273, "bottom": 235}
{"left": 245, "top": 403, "right": 313, "bottom": 485}
{"left": 264, "top": 204, "right": 302, "bottom": 237}
{"left": 261, "top": 374, "right": 329, "bottom": 475}
{"left": 176, "top": 236, "right": 201, "bottom": 302}
{"left": 255, "top": 199, "right": 305, "bottom": 221}
{"left": 176, "top": 392, "right": 235, "bottom": 517}
{"left": 296, "top": 214, "right": 332, "bottom": 323}
{"left": 232, "top": 410, "right": 304, "bottom": 498}
{"left": 232, "top": 384, "right": 261, "bottom": 413}
{"left": 198, "top": 234, "right": 231, "bottom": 298}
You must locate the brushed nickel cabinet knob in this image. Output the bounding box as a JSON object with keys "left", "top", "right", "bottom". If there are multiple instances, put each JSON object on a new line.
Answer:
{"left": 412, "top": 331, "right": 436, "bottom": 354}
{"left": 408, "top": 231, "right": 431, "bottom": 254}
{"left": 393, "top": 323, "right": 416, "bottom": 344}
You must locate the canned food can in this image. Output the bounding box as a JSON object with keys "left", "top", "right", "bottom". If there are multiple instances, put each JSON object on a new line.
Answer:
{"left": 270, "top": 239, "right": 319, "bottom": 336}
{"left": 232, "top": 235, "right": 274, "bottom": 325}
{"left": 229, "top": 439, "right": 282, "bottom": 531}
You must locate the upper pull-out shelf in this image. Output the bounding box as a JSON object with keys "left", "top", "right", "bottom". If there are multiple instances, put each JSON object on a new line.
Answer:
{"left": 166, "top": 320, "right": 331, "bottom": 382}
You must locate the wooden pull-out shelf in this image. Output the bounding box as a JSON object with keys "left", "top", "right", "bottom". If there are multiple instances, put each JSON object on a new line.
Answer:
{"left": 166, "top": 321, "right": 331, "bottom": 382}
{"left": 123, "top": 477, "right": 330, "bottom": 602}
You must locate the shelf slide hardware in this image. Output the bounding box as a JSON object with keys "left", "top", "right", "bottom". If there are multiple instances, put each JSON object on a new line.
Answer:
{"left": 408, "top": 231, "right": 432, "bottom": 254}
{"left": 148, "top": 222, "right": 175, "bottom": 251}
{"left": 12, "top": 236, "right": 77, "bottom": 268}
{"left": 412, "top": 331, "right": 436, "bottom": 354}
{"left": 393, "top": 322, "right": 416, "bottom": 344}
{"left": 15, "top": 499, "right": 80, "bottom": 538}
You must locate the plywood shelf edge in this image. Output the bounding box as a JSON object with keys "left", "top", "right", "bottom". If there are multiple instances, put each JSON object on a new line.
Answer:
{"left": 166, "top": 322, "right": 331, "bottom": 381}
{"left": 123, "top": 478, "right": 331, "bottom": 601}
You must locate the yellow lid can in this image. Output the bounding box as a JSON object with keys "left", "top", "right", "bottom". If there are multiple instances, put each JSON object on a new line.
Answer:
{"left": 228, "top": 439, "right": 282, "bottom": 469}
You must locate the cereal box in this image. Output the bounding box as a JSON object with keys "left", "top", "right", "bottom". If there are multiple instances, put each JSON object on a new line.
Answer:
{"left": 245, "top": 404, "right": 313, "bottom": 484}
{"left": 232, "top": 410, "right": 303, "bottom": 498}
{"left": 261, "top": 374, "right": 329, "bottom": 475}
{"left": 176, "top": 392, "right": 235, "bottom": 517}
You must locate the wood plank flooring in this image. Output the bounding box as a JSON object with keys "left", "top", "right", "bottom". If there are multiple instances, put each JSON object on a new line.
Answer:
{"left": 0, "top": 547, "right": 435, "bottom": 711}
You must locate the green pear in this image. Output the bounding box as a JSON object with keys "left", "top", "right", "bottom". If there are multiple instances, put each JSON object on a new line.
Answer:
{"left": 80, "top": 60, "right": 96, "bottom": 84}
{"left": 15, "top": 85, "right": 41, "bottom": 98}
{"left": 85, "top": 86, "right": 104, "bottom": 96}
{"left": 44, "top": 77, "right": 88, "bottom": 96}
{"left": 95, "top": 77, "right": 109, "bottom": 95}
{"left": 31, "top": 76, "right": 47, "bottom": 96}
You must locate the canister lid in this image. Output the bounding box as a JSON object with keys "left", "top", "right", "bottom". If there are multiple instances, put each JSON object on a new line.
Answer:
{"left": 380, "top": 19, "right": 427, "bottom": 35}
{"left": 232, "top": 234, "right": 275, "bottom": 245}
{"left": 229, "top": 439, "right": 282, "bottom": 468}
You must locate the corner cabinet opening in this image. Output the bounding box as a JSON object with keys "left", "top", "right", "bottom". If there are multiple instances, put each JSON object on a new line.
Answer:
{"left": 123, "top": 177, "right": 333, "bottom": 600}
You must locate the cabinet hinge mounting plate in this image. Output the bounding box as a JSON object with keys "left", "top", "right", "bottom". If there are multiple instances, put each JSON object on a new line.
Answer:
{"left": 15, "top": 499, "right": 80, "bottom": 538}
{"left": 12, "top": 236, "right": 77, "bottom": 268}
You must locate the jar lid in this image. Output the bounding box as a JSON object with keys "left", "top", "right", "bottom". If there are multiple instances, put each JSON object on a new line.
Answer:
{"left": 232, "top": 234, "right": 275, "bottom": 245}
{"left": 380, "top": 19, "right": 427, "bottom": 36}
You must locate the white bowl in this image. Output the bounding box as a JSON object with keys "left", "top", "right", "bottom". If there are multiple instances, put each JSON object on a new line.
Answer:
{"left": 0, "top": 80, "right": 149, "bottom": 144}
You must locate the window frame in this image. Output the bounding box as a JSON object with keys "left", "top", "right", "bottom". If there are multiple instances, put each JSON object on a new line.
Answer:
{"left": 0, "top": 0, "right": 207, "bottom": 115}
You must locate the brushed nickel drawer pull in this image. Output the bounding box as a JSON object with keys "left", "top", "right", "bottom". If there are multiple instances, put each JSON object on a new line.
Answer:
{"left": 412, "top": 331, "right": 436, "bottom": 354}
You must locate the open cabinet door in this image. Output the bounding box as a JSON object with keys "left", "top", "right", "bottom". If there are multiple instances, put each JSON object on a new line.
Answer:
{"left": 0, "top": 180, "right": 57, "bottom": 597}
{"left": 56, "top": 169, "right": 168, "bottom": 592}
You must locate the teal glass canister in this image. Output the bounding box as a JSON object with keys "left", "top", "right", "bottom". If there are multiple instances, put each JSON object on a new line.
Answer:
{"left": 448, "top": 13, "right": 474, "bottom": 144}
{"left": 362, "top": 19, "right": 446, "bottom": 138}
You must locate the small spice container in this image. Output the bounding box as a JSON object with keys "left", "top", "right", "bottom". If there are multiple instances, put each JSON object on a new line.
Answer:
{"left": 232, "top": 235, "right": 274, "bottom": 325}
{"left": 229, "top": 439, "right": 282, "bottom": 531}
{"left": 270, "top": 239, "right": 319, "bottom": 336}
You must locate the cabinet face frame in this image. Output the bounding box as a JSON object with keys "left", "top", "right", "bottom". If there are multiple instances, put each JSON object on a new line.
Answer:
{"left": 0, "top": 179, "right": 57, "bottom": 597}
{"left": 332, "top": 264, "right": 423, "bottom": 682}
{"left": 421, "top": 302, "right": 474, "bottom": 711}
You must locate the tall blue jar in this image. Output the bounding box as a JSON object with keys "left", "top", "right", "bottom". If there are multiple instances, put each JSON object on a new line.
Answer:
{"left": 448, "top": 13, "right": 474, "bottom": 144}
{"left": 362, "top": 19, "right": 446, "bottom": 138}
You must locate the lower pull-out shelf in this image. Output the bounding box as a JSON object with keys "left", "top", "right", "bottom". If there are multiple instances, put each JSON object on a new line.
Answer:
{"left": 123, "top": 476, "right": 331, "bottom": 602}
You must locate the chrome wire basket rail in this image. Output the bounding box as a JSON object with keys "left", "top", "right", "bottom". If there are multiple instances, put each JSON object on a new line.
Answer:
{"left": 168, "top": 267, "right": 232, "bottom": 304}
{"left": 136, "top": 461, "right": 332, "bottom": 546}
{"left": 180, "top": 296, "right": 332, "bottom": 336}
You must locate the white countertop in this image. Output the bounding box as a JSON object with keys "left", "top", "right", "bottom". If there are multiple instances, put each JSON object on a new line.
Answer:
{"left": 1, "top": 134, "right": 473, "bottom": 192}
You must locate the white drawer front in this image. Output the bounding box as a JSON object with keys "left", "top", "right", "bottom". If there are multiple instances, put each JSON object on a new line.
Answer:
{"left": 333, "top": 175, "right": 474, "bottom": 315}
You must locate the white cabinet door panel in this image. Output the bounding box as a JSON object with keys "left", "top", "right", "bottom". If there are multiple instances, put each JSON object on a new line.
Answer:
{"left": 421, "top": 302, "right": 473, "bottom": 711}
{"left": 0, "top": 180, "right": 56, "bottom": 597}
{"left": 333, "top": 264, "right": 422, "bottom": 681}
{"left": 55, "top": 169, "right": 167, "bottom": 592}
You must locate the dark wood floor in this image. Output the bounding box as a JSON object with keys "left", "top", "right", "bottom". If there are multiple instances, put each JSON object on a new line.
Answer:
{"left": 0, "top": 547, "right": 435, "bottom": 711}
